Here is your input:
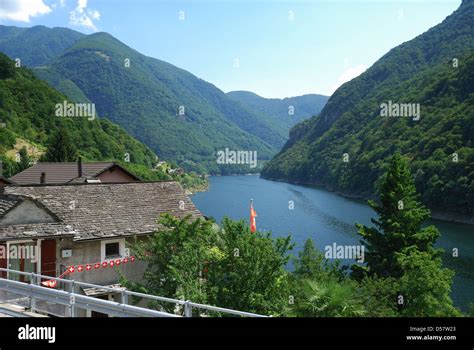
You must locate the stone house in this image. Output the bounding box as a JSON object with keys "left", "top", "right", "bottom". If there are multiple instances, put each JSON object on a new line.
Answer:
{"left": 0, "top": 181, "right": 202, "bottom": 313}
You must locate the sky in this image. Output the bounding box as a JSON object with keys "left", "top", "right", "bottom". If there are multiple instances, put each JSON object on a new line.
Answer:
{"left": 0, "top": 0, "right": 462, "bottom": 98}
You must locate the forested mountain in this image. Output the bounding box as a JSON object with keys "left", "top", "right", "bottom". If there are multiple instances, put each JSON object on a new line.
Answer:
{"left": 0, "top": 52, "right": 157, "bottom": 175}
{"left": 0, "top": 26, "right": 289, "bottom": 174}
{"left": 262, "top": 0, "right": 474, "bottom": 220}
{"left": 227, "top": 91, "right": 329, "bottom": 129}
{"left": 0, "top": 25, "right": 84, "bottom": 67}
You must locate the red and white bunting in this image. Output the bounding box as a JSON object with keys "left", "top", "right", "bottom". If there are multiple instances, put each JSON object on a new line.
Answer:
{"left": 41, "top": 256, "right": 137, "bottom": 288}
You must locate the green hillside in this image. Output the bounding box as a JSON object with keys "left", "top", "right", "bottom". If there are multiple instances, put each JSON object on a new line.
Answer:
{"left": 0, "top": 25, "right": 84, "bottom": 67}
{"left": 0, "top": 27, "right": 292, "bottom": 174}
{"left": 48, "top": 33, "right": 285, "bottom": 173}
{"left": 0, "top": 52, "right": 157, "bottom": 174}
{"left": 227, "top": 91, "right": 329, "bottom": 130}
{"left": 262, "top": 0, "right": 474, "bottom": 220}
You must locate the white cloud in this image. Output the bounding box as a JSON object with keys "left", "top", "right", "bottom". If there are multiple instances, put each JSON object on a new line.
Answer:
{"left": 69, "top": 0, "right": 100, "bottom": 31}
{"left": 89, "top": 9, "right": 100, "bottom": 20}
{"left": 329, "top": 64, "right": 367, "bottom": 94}
{"left": 0, "top": 0, "right": 51, "bottom": 22}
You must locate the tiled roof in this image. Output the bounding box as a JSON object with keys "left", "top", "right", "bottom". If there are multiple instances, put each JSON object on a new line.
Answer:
{"left": 10, "top": 162, "right": 139, "bottom": 185}
{"left": 0, "top": 182, "right": 202, "bottom": 241}
{"left": 0, "top": 222, "right": 76, "bottom": 240}
{"left": 0, "top": 196, "right": 20, "bottom": 217}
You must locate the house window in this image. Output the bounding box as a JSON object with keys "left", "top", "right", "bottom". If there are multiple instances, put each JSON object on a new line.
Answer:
{"left": 105, "top": 242, "right": 120, "bottom": 258}
{"left": 101, "top": 239, "right": 125, "bottom": 261}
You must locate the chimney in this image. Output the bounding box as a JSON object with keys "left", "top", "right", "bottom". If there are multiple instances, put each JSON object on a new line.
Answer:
{"left": 40, "top": 172, "right": 46, "bottom": 184}
{"left": 78, "top": 157, "right": 83, "bottom": 178}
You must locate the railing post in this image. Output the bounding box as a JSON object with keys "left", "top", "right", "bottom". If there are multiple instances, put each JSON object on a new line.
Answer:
{"left": 69, "top": 280, "right": 76, "bottom": 317}
{"left": 184, "top": 300, "right": 192, "bottom": 317}
{"left": 122, "top": 291, "right": 128, "bottom": 305}
{"left": 30, "top": 272, "right": 36, "bottom": 312}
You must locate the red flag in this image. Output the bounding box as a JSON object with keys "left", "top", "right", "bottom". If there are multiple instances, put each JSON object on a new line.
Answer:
{"left": 250, "top": 200, "right": 257, "bottom": 233}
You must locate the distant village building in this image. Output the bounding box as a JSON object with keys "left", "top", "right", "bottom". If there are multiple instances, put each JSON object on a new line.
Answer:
{"left": 0, "top": 181, "right": 202, "bottom": 315}
{"left": 10, "top": 160, "right": 140, "bottom": 185}
{"left": 155, "top": 161, "right": 167, "bottom": 168}
{"left": 168, "top": 167, "right": 184, "bottom": 176}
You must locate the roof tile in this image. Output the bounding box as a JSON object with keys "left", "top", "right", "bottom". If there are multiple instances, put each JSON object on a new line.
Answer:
{"left": 0, "top": 182, "right": 202, "bottom": 241}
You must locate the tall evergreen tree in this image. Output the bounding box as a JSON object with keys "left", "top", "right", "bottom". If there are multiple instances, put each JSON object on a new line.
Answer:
{"left": 293, "top": 239, "right": 325, "bottom": 279}
{"left": 43, "top": 128, "right": 77, "bottom": 162}
{"left": 354, "top": 153, "right": 441, "bottom": 278}
{"left": 16, "top": 147, "right": 31, "bottom": 172}
{"left": 352, "top": 154, "right": 460, "bottom": 316}
{"left": 292, "top": 239, "right": 343, "bottom": 280}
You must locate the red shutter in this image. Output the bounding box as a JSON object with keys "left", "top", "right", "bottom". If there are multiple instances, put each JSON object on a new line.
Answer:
{"left": 41, "top": 240, "right": 56, "bottom": 277}
{"left": 0, "top": 243, "right": 6, "bottom": 278}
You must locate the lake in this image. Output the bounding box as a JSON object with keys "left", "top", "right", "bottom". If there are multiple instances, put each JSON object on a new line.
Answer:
{"left": 192, "top": 175, "right": 474, "bottom": 311}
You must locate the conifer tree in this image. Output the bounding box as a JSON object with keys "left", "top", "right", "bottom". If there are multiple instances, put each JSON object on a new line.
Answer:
{"left": 17, "top": 147, "right": 31, "bottom": 172}
{"left": 354, "top": 153, "right": 441, "bottom": 277}
{"left": 44, "top": 128, "right": 77, "bottom": 162}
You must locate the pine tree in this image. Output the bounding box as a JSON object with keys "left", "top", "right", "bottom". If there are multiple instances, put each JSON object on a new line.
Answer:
{"left": 354, "top": 153, "right": 441, "bottom": 278}
{"left": 43, "top": 128, "right": 77, "bottom": 162}
{"left": 17, "top": 147, "right": 31, "bottom": 172}
{"left": 293, "top": 239, "right": 324, "bottom": 279}
{"left": 293, "top": 239, "right": 343, "bottom": 280}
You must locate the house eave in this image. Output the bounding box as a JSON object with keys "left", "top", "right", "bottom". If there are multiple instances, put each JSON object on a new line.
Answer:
{"left": 71, "top": 230, "right": 156, "bottom": 242}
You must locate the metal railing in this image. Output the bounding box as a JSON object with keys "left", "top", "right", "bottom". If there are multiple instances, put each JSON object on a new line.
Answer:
{"left": 0, "top": 268, "right": 268, "bottom": 318}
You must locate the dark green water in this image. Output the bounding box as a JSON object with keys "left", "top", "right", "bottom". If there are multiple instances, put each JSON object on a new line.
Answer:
{"left": 192, "top": 175, "right": 474, "bottom": 311}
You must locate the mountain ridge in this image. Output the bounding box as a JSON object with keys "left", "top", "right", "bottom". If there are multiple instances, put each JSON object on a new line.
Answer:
{"left": 0, "top": 26, "right": 293, "bottom": 174}
{"left": 261, "top": 1, "right": 474, "bottom": 220}
{"left": 0, "top": 25, "right": 85, "bottom": 67}
{"left": 226, "top": 91, "right": 329, "bottom": 130}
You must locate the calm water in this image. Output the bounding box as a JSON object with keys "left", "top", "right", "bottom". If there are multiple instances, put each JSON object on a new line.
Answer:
{"left": 192, "top": 175, "right": 474, "bottom": 311}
